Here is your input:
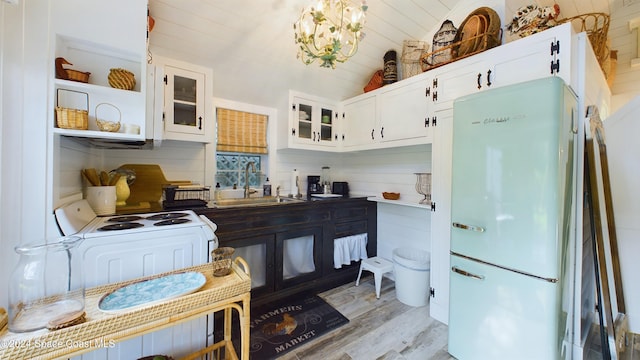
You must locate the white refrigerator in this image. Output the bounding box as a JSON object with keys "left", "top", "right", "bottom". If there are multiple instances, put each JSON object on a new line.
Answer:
{"left": 448, "top": 77, "right": 577, "bottom": 360}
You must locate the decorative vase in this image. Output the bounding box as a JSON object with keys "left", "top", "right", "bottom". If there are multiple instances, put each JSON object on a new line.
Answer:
{"left": 9, "top": 236, "right": 85, "bottom": 332}
{"left": 415, "top": 173, "right": 432, "bottom": 205}
{"left": 115, "top": 176, "right": 130, "bottom": 206}
{"left": 383, "top": 50, "right": 398, "bottom": 84}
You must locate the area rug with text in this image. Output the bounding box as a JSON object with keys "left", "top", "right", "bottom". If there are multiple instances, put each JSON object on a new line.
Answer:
{"left": 249, "top": 294, "right": 349, "bottom": 359}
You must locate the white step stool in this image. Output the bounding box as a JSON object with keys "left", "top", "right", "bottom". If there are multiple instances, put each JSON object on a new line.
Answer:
{"left": 355, "top": 256, "right": 394, "bottom": 299}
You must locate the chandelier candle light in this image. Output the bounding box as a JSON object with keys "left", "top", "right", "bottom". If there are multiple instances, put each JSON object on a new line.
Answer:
{"left": 294, "top": 0, "right": 368, "bottom": 68}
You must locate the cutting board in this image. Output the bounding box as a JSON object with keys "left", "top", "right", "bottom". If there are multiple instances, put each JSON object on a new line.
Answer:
{"left": 117, "top": 164, "right": 169, "bottom": 206}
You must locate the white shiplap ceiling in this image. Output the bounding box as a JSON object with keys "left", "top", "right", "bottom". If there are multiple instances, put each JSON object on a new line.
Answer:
{"left": 148, "top": 0, "right": 611, "bottom": 107}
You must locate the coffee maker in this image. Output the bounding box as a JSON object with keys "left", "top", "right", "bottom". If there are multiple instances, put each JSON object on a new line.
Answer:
{"left": 307, "top": 175, "right": 322, "bottom": 196}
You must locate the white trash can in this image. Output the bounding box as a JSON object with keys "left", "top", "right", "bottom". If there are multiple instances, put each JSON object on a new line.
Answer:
{"left": 393, "top": 247, "right": 431, "bottom": 307}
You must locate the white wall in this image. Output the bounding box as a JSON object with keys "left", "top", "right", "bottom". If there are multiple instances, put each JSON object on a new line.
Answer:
{"left": 0, "top": 1, "right": 53, "bottom": 311}
{"left": 609, "top": 0, "right": 640, "bottom": 111}
{"left": 101, "top": 141, "right": 208, "bottom": 185}
{"left": 603, "top": 96, "right": 640, "bottom": 333}
{"left": 277, "top": 145, "right": 432, "bottom": 262}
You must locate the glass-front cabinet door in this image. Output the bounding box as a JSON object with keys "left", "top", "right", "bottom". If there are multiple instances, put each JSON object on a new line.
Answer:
{"left": 276, "top": 226, "right": 323, "bottom": 290}
{"left": 164, "top": 65, "right": 205, "bottom": 135}
{"left": 289, "top": 91, "right": 337, "bottom": 149}
{"left": 319, "top": 107, "right": 334, "bottom": 142}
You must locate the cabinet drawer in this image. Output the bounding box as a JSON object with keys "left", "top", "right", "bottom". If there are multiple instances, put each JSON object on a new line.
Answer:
{"left": 334, "top": 220, "right": 367, "bottom": 238}
{"left": 334, "top": 206, "right": 369, "bottom": 220}
{"left": 209, "top": 210, "right": 331, "bottom": 234}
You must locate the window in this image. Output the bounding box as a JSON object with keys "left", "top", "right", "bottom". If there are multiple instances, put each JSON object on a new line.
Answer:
{"left": 215, "top": 153, "right": 262, "bottom": 188}
{"left": 212, "top": 98, "right": 276, "bottom": 191}
{"left": 216, "top": 108, "right": 268, "bottom": 154}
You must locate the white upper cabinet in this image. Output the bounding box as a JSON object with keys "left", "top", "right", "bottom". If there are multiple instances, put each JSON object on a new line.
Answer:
{"left": 50, "top": 0, "right": 148, "bottom": 142}
{"left": 289, "top": 27, "right": 579, "bottom": 153}
{"left": 339, "top": 72, "right": 434, "bottom": 151}
{"left": 151, "top": 57, "right": 214, "bottom": 143}
{"left": 288, "top": 91, "right": 339, "bottom": 151}
{"left": 340, "top": 92, "right": 377, "bottom": 150}
{"left": 378, "top": 72, "right": 433, "bottom": 144}
{"left": 490, "top": 23, "right": 573, "bottom": 90}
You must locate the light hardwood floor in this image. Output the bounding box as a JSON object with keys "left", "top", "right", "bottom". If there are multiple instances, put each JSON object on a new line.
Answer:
{"left": 276, "top": 275, "right": 453, "bottom": 360}
{"left": 274, "top": 275, "right": 640, "bottom": 360}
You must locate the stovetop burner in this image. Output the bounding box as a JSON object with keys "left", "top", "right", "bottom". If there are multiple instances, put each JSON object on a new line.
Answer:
{"left": 98, "top": 223, "right": 145, "bottom": 231}
{"left": 153, "top": 218, "right": 191, "bottom": 226}
{"left": 107, "top": 216, "right": 145, "bottom": 223}
{"left": 146, "top": 212, "right": 190, "bottom": 221}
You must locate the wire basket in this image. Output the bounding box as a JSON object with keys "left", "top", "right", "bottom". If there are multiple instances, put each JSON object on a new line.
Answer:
{"left": 95, "top": 103, "right": 121, "bottom": 132}
{"left": 558, "top": 13, "right": 610, "bottom": 68}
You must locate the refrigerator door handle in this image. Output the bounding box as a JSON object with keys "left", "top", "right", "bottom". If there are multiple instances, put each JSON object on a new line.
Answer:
{"left": 452, "top": 222, "right": 485, "bottom": 233}
{"left": 452, "top": 266, "right": 485, "bottom": 280}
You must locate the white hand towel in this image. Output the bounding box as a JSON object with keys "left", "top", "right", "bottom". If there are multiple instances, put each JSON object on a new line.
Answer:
{"left": 333, "top": 233, "right": 368, "bottom": 269}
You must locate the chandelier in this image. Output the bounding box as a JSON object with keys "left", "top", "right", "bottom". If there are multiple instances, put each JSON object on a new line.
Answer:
{"left": 294, "top": 0, "right": 368, "bottom": 69}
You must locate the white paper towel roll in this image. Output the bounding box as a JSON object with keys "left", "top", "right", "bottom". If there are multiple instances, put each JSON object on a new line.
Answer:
{"left": 291, "top": 169, "right": 299, "bottom": 195}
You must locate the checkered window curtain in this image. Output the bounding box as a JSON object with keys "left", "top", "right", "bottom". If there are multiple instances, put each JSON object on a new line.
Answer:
{"left": 216, "top": 108, "right": 268, "bottom": 154}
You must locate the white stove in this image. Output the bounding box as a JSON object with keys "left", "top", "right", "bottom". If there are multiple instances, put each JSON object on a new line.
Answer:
{"left": 55, "top": 199, "right": 217, "bottom": 239}
{"left": 54, "top": 199, "right": 218, "bottom": 286}
{"left": 54, "top": 199, "right": 218, "bottom": 357}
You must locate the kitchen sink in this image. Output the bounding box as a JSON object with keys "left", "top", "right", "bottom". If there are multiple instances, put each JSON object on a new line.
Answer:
{"left": 212, "top": 196, "right": 303, "bottom": 208}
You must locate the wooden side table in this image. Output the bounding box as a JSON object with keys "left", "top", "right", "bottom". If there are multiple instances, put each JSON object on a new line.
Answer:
{"left": 0, "top": 259, "right": 251, "bottom": 360}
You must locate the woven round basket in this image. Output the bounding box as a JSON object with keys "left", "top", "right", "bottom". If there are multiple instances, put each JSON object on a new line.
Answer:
{"left": 108, "top": 68, "right": 136, "bottom": 90}
{"left": 452, "top": 7, "right": 502, "bottom": 59}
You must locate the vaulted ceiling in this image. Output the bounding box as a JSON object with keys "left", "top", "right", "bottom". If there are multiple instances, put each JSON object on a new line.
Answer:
{"left": 148, "top": 0, "right": 611, "bottom": 107}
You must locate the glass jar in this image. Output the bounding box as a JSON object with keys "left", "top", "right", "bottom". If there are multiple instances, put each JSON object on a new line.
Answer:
{"left": 8, "top": 236, "right": 85, "bottom": 333}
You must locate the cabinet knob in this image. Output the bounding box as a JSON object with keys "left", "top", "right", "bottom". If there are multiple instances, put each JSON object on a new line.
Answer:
{"left": 380, "top": 127, "right": 384, "bottom": 138}
{"left": 291, "top": 128, "right": 296, "bottom": 136}
{"left": 486, "top": 70, "right": 492, "bottom": 87}
{"left": 371, "top": 129, "right": 375, "bottom": 140}
{"left": 477, "top": 73, "right": 482, "bottom": 90}
{"left": 198, "top": 116, "right": 202, "bottom": 130}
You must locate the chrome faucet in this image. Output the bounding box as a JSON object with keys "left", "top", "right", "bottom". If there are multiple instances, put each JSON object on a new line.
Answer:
{"left": 244, "top": 161, "right": 257, "bottom": 198}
